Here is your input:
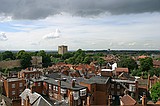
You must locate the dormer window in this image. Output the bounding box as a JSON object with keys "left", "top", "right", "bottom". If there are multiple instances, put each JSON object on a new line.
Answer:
{"left": 73, "top": 91, "right": 79, "bottom": 100}
{"left": 80, "top": 89, "right": 86, "bottom": 96}
{"left": 12, "top": 84, "right": 15, "bottom": 88}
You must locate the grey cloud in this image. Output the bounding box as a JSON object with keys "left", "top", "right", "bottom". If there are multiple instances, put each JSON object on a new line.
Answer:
{"left": 0, "top": 33, "right": 8, "bottom": 41}
{"left": 0, "top": 0, "right": 160, "bottom": 19}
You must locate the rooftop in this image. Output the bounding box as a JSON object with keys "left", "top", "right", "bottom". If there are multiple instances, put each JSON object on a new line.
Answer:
{"left": 7, "top": 78, "right": 24, "bottom": 82}
{"left": 20, "top": 88, "right": 52, "bottom": 106}
{"left": 80, "top": 76, "right": 110, "bottom": 84}
{"left": 44, "top": 77, "right": 86, "bottom": 91}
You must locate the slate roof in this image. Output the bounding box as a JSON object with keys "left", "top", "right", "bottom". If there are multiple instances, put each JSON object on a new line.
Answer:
{"left": 7, "top": 77, "right": 24, "bottom": 82}
{"left": 80, "top": 76, "right": 110, "bottom": 84}
{"left": 44, "top": 77, "right": 86, "bottom": 91}
{"left": 20, "top": 89, "right": 52, "bottom": 106}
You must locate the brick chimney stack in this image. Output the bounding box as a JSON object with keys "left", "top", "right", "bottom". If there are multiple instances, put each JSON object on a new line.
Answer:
{"left": 108, "top": 95, "right": 112, "bottom": 106}
{"left": 142, "top": 92, "right": 147, "bottom": 106}
{"left": 31, "top": 85, "right": 36, "bottom": 93}
{"left": 26, "top": 95, "right": 30, "bottom": 106}
{"left": 71, "top": 79, "right": 75, "bottom": 88}
{"left": 58, "top": 80, "right": 61, "bottom": 101}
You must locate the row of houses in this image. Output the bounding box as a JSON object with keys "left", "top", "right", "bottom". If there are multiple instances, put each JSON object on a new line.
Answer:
{"left": 1, "top": 61, "right": 160, "bottom": 106}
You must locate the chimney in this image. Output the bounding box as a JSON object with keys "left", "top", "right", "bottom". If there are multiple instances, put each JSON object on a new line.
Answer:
{"left": 26, "top": 95, "right": 30, "bottom": 106}
{"left": 71, "top": 79, "right": 75, "bottom": 88}
{"left": 135, "top": 79, "right": 139, "bottom": 100}
{"left": 124, "top": 89, "right": 128, "bottom": 95}
{"left": 147, "top": 74, "right": 150, "bottom": 91}
{"left": 31, "top": 85, "right": 36, "bottom": 93}
{"left": 108, "top": 95, "right": 112, "bottom": 106}
{"left": 58, "top": 80, "right": 61, "bottom": 101}
{"left": 18, "top": 72, "right": 20, "bottom": 78}
{"left": 58, "top": 80, "right": 61, "bottom": 86}
{"left": 69, "top": 92, "right": 74, "bottom": 106}
{"left": 142, "top": 92, "right": 147, "bottom": 106}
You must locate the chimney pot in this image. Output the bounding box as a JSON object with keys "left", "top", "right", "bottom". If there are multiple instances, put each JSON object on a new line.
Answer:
{"left": 71, "top": 79, "right": 75, "bottom": 88}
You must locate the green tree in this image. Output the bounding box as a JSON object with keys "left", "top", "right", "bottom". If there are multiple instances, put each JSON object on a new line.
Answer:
{"left": 62, "top": 52, "right": 73, "bottom": 60}
{"left": 97, "top": 58, "right": 105, "bottom": 67}
{"left": 2, "top": 51, "right": 15, "bottom": 60}
{"left": 118, "top": 57, "right": 138, "bottom": 71}
{"left": 65, "top": 57, "right": 75, "bottom": 64}
{"left": 150, "top": 82, "right": 160, "bottom": 102}
{"left": 37, "top": 50, "right": 51, "bottom": 67}
{"left": 149, "top": 68, "right": 160, "bottom": 77}
{"left": 4, "top": 68, "right": 9, "bottom": 75}
{"left": 16, "top": 50, "right": 32, "bottom": 68}
{"left": 140, "top": 57, "right": 153, "bottom": 72}
{"left": 83, "top": 56, "right": 93, "bottom": 64}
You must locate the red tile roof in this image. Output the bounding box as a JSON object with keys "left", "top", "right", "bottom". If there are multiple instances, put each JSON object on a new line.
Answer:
{"left": 138, "top": 55, "right": 148, "bottom": 59}
{"left": 120, "top": 94, "right": 137, "bottom": 105}
{"left": 156, "top": 99, "right": 160, "bottom": 104}
{"left": 153, "top": 60, "right": 160, "bottom": 67}
{"left": 115, "top": 68, "right": 129, "bottom": 73}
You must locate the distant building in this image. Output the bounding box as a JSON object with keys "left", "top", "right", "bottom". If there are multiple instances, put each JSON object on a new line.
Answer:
{"left": 58, "top": 45, "right": 68, "bottom": 55}
{"left": 31, "top": 56, "right": 42, "bottom": 68}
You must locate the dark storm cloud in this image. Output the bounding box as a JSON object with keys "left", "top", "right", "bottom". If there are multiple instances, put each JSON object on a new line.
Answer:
{"left": 0, "top": 0, "right": 160, "bottom": 19}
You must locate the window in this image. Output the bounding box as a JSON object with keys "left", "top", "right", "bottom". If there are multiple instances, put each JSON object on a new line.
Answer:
{"left": 92, "top": 97, "right": 94, "bottom": 101}
{"left": 12, "top": 84, "right": 15, "bottom": 88}
{"left": 19, "top": 83, "right": 23, "bottom": 87}
{"left": 80, "top": 89, "right": 86, "bottom": 96}
{"left": 111, "top": 91, "right": 114, "bottom": 95}
{"left": 49, "top": 84, "right": 52, "bottom": 89}
{"left": 129, "top": 84, "right": 136, "bottom": 92}
{"left": 117, "top": 85, "right": 120, "bottom": 89}
{"left": 53, "top": 86, "right": 58, "bottom": 91}
{"left": 19, "top": 89, "right": 23, "bottom": 94}
{"left": 78, "top": 98, "right": 81, "bottom": 105}
{"left": 111, "top": 84, "right": 114, "bottom": 88}
{"left": 12, "top": 91, "right": 15, "bottom": 95}
{"left": 38, "top": 82, "right": 41, "bottom": 86}
{"left": 73, "top": 91, "right": 79, "bottom": 100}
{"left": 55, "top": 86, "right": 58, "bottom": 91}
{"left": 117, "top": 91, "right": 120, "bottom": 95}
{"left": 53, "top": 86, "right": 56, "bottom": 91}
{"left": 61, "top": 88, "right": 66, "bottom": 94}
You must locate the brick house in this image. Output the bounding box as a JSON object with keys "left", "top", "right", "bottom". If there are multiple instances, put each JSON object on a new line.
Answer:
{"left": 29, "top": 75, "right": 87, "bottom": 106}
{"left": 3, "top": 78, "right": 26, "bottom": 99}
{"left": 18, "top": 68, "right": 42, "bottom": 79}
{"left": 111, "top": 78, "right": 139, "bottom": 103}
{"left": 80, "top": 76, "right": 111, "bottom": 106}
{"left": 20, "top": 88, "right": 52, "bottom": 106}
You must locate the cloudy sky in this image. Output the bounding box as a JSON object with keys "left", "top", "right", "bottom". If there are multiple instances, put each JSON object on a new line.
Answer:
{"left": 0, "top": 0, "right": 160, "bottom": 51}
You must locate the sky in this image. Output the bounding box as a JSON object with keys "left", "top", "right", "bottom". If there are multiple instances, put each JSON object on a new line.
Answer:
{"left": 0, "top": 0, "right": 160, "bottom": 51}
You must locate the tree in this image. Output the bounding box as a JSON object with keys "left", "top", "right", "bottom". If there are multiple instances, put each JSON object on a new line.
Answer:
{"left": 97, "top": 58, "right": 105, "bottom": 67}
{"left": 37, "top": 50, "right": 51, "bottom": 67}
{"left": 140, "top": 57, "right": 153, "bottom": 72}
{"left": 118, "top": 57, "right": 138, "bottom": 71}
{"left": 2, "top": 51, "right": 15, "bottom": 60}
{"left": 149, "top": 68, "right": 160, "bottom": 77}
{"left": 16, "top": 50, "right": 32, "bottom": 68}
{"left": 62, "top": 52, "right": 73, "bottom": 60}
{"left": 83, "top": 56, "right": 93, "bottom": 64}
{"left": 150, "top": 82, "right": 160, "bottom": 102}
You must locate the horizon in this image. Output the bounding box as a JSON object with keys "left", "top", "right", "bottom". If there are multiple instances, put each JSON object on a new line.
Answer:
{"left": 0, "top": 0, "right": 160, "bottom": 50}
